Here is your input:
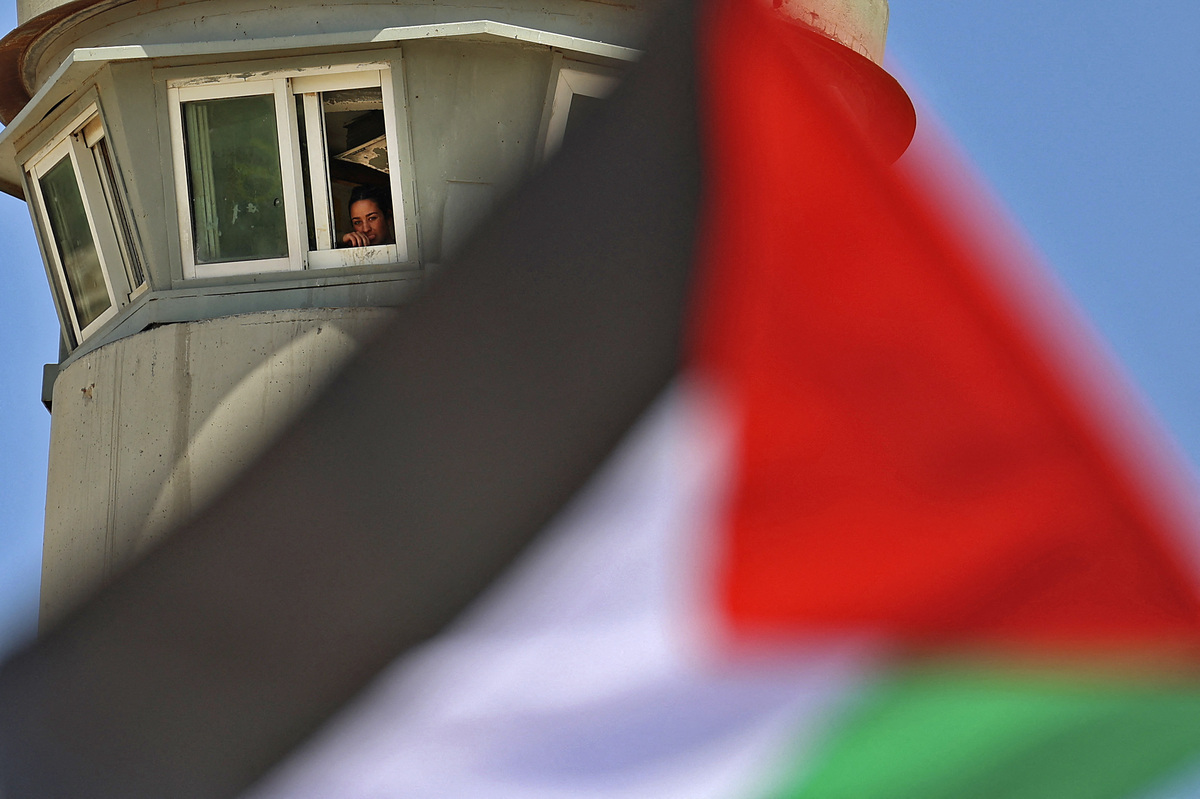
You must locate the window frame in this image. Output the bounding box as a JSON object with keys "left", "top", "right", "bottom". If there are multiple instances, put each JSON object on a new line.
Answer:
{"left": 25, "top": 106, "right": 133, "bottom": 343}
{"left": 167, "top": 63, "right": 409, "bottom": 280}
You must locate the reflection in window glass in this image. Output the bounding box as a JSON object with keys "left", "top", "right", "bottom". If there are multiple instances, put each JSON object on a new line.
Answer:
{"left": 323, "top": 88, "right": 388, "bottom": 243}
{"left": 183, "top": 94, "right": 287, "bottom": 263}
{"left": 40, "top": 156, "right": 111, "bottom": 329}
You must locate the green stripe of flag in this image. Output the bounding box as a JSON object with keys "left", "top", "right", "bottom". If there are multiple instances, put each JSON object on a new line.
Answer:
{"left": 767, "top": 667, "right": 1200, "bottom": 799}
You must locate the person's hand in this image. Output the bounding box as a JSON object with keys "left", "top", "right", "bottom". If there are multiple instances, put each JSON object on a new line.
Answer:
{"left": 342, "top": 231, "right": 372, "bottom": 247}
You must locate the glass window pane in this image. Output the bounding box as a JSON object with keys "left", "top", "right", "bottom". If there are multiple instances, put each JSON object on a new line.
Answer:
{"left": 92, "top": 137, "right": 146, "bottom": 289}
{"left": 40, "top": 156, "right": 111, "bottom": 329}
{"left": 296, "top": 95, "right": 318, "bottom": 252}
{"left": 183, "top": 94, "right": 288, "bottom": 264}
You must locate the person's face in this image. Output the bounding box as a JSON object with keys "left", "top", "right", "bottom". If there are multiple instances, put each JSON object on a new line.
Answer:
{"left": 349, "top": 199, "right": 393, "bottom": 245}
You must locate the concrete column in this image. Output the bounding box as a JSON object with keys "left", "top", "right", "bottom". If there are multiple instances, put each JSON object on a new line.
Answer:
{"left": 40, "top": 306, "right": 395, "bottom": 628}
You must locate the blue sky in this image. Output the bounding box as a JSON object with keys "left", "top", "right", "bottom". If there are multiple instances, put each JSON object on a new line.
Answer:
{"left": 2, "top": 2, "right": 1200, "bottom": 657}
{"left": 887, "top": 4, "right": 1200, "bottom": 451}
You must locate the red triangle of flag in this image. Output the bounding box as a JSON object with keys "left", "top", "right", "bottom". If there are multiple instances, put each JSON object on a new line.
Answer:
{"left": 694, "top": 0, "right": 1200, "bottom": 651}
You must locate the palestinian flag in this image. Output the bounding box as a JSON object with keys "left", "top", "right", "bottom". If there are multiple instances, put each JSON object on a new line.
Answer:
{"left": 4, "top": 0, "right": 1200, "bottom": 796}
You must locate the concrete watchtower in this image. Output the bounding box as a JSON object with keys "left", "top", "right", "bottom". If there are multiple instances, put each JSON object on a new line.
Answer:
{"left": 0, "top": 0, "right": 910, "bottom": 628}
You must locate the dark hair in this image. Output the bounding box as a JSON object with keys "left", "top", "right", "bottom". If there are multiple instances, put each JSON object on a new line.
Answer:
{"left": 349, "top": 184, "right": 392, "bottom": 219}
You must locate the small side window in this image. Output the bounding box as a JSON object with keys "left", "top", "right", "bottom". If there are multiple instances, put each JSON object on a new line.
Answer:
{"left": 26, "top": 110, "right": 134, "bottom": 343}
{"left": 540, "top": 61, "right": 619, "bottom": 159}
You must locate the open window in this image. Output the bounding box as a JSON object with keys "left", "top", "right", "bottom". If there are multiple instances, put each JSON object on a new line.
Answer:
{"left": 168, "top": 65, "right": 408, "bottom": 279}
{"left": 540, "top": 61, "right": 619, "bottom": 159}
{"left": 26, "top": 108, "right": 142, "bottom": 344}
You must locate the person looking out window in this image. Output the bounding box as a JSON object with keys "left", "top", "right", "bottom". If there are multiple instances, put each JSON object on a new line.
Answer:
{"left": 341, "top": 184, "right": 394, "bottom": 247}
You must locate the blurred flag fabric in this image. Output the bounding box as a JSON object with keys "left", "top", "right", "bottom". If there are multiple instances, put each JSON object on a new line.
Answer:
{"left": 5, "top": 0, "right": 1200, "bottom": 797}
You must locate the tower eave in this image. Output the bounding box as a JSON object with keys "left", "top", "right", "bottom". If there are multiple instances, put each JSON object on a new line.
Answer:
{"left": 0, "top": 0, "right": 114, "bottom": 125}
